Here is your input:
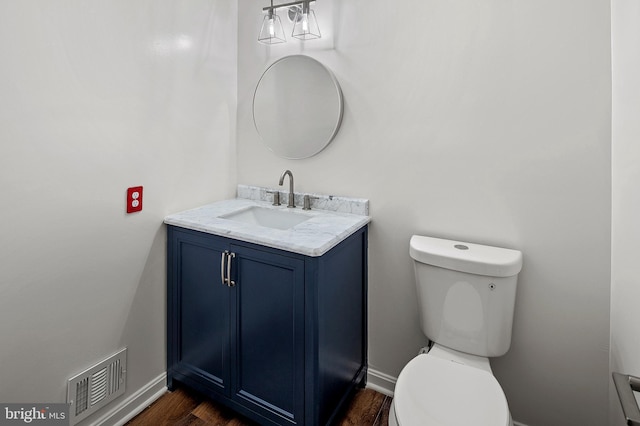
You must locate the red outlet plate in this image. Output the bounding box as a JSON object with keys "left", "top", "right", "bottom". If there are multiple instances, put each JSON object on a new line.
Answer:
{"left": 127, "top": 186, "right": 143, "bottom": 213}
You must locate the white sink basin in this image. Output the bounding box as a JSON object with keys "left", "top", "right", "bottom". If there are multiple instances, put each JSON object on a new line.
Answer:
{"left": 220, "top": 206, "right": 312, "bottom": 230}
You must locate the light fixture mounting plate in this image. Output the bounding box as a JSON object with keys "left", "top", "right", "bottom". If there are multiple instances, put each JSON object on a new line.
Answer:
{"left": 288, "top": 5, "right": 302, "bottom": 23}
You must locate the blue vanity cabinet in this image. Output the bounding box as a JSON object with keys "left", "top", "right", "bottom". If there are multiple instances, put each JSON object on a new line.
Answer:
{"left": 167, "top": 225, "right": 368, "bottom": 426}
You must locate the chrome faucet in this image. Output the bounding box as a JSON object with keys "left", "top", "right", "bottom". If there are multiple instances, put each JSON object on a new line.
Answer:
{"left": 278, "top": 170, "right": 295, "bottom": 208}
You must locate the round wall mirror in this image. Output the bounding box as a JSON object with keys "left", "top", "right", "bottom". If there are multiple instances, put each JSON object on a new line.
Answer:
{"left": 253, "top": 55, "right": 344, "bottom": 160}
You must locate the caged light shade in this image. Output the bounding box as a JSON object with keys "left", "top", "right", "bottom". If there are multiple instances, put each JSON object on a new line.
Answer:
{"left": 258, "top": 6, "right": 286, "bottom": 44}
{"left": 291, "top": 1, "right": 321, "bottom": 40}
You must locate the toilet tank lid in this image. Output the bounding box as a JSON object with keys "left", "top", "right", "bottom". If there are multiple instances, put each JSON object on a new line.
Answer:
{"left": 410, "top": 235, "right": 523, "bottom": 277}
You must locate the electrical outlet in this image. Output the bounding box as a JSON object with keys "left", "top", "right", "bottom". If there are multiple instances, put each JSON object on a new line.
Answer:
{"left": 126, "top": 186, "right": 143, "bottom": 213}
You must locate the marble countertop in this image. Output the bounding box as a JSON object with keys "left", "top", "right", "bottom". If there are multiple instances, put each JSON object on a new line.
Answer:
{"left": 164, "top": 189, "right": 370, "bottom": 257}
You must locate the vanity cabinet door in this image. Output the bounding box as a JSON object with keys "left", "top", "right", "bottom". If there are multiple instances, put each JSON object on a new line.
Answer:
{"left": 230, "top": 244, "right": 305, "bottom": 425}
{"left": 167, "top": 228, "right": 231, "bottom": 397}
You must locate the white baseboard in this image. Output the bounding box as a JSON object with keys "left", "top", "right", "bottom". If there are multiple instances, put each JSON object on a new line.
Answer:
{"left": 513, "top": 422, "right": 529, "bottom": 426}
{"left": 89, "top": 372, "right": 167, "bottom": 426}
{"left": 367, "top": 368, "right": 396, "bottom": 397}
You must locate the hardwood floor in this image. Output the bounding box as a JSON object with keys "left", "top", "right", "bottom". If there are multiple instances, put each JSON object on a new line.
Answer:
{"left": 126, "top": 386, "right": 391, "bottom": 426}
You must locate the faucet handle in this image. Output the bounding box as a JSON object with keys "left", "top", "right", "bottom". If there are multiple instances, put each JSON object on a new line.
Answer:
{"left": 266, "top": 190, "right": 281, "bottom": 206}
{"left": 303, "top": 195, "right": 319, "bottom": 210}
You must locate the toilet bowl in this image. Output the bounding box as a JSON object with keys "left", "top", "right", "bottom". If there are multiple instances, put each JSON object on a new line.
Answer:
{"left": 389, "top": 345, "right": 513, "bottom": 426}
{"left": 389, "top": 235, "right": 522, "bottom": 426}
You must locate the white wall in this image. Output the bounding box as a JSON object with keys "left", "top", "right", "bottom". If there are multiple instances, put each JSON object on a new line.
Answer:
{"left": 611, "top": 0, "right": 640, "bottom": 424}
{"left": 0, "top": 1, "right": 236, "bottom": 423}
{"left": 237, "top": 1, "right": 611, "bottom": 425}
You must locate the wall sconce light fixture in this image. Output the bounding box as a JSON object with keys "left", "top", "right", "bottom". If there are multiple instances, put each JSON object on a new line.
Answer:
{"left": 258, "top": 0, "right": 320, "bottom": 45}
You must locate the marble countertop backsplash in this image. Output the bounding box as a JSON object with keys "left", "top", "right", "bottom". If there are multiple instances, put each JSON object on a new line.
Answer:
{"left": 236, "top": 184, "right": 369, "bottom": 216}
{"left": 164, "top": 185, "right": 370, "bottom": 257}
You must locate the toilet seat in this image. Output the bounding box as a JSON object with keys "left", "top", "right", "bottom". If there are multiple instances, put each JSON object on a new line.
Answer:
{"left": 393, "top": 354, "right": 510, "bottom": 426}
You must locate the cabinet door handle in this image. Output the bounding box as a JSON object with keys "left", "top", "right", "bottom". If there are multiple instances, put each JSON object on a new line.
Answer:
{"left": 227, "top": 252, "right": 236, "bottom": 287}
{"left": 220, "top": 251, "right": 228, "bottom": 286}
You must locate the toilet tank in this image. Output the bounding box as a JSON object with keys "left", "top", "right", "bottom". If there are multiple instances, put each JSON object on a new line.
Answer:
{"left": 410, "top": 235, "right": 523, "bottom": 357}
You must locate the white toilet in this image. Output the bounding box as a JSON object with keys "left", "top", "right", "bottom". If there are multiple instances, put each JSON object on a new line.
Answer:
{"left": 389, "top": 235, "right": 523, "bottom": 426}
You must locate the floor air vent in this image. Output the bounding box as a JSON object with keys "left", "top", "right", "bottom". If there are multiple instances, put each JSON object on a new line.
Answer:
{"left": 67, "top": 348, "right": 127, "bottom": 424}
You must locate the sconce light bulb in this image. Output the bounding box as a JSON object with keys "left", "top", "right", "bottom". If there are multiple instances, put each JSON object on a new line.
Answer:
{"left": 269, "top": 18, "right": 275, "bottom": 37}
{"left": 302, "top": 14, "right": 309, "bottom": 32}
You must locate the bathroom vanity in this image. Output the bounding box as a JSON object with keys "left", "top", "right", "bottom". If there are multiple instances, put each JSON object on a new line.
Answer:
{"left": 165, "top": 186, "right": 369, "bottom": 426}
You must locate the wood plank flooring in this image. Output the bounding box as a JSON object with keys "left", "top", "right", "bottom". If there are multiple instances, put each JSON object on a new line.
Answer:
{"left": 126, "top": 386, "right": 391, "bottom": 426}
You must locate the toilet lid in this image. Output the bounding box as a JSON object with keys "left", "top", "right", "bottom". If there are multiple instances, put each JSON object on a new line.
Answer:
{"left": 394, "top": 354, "right": 509, "bottom": 426}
